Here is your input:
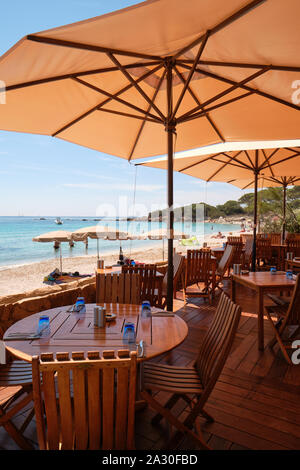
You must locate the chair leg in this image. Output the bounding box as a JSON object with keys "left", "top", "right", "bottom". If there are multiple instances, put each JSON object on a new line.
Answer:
{"left": 151, "top": 394, "right": 180, "bottom": 425}
{"left": 141, "top": 390, "right": 210, "bottom": 450}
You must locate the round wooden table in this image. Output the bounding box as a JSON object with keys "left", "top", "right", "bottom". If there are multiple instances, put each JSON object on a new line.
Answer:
{"left": 4, "top": 303, "right": 188, "bottom": 362}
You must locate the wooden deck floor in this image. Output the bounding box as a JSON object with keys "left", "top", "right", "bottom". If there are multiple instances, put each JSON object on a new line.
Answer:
{"left": 1, "top": 280, "right": 300, "bottom": 451}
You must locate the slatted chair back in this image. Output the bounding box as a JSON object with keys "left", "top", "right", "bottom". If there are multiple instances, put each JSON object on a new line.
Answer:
{"left": 231, "top": 242, "right": 244, "bottom": 266}
{"left": 286, "top": 239, "right": 300, "bottom": 257}
{"left": 217, "top": 244, "right": 234, "bottom": 277}
{"left": 256, "top": 238, "right": 272, "bottom": 261}
{"left": 257, "top": 233, "right": 270, "bottom": 239}
{"left": 162, "top": 252, "right": 185, "bottom": 292}
{"left": 32, "top": 350, "right": 137, "bottom": 450}
{"left": 195, "top": 292, "right": 241, "bottom": 396}
{"left": 96, "top": 272, "right": 141, "bottom": 304}
{"left": 243, "top": 237, "right": 253, "bottom": 267}
{"left": 269, "top": 233, "right": 281, "bottom": 244}
{"left": 122, "top": 264, "right": 160, "bottom": 305}
{"left": 282, "top": 274, "right": 300, "bottom": 326}
{"left": 227, "top": 236, "right": 242, "bottom": 245}
{"left": 285, "top": 232, "right": 300, "bottom": 240}
{"left": 185, "top": 249, "right": 211, "bottom": 287}
{"left": 240, "top": 233, "right": 253, "bottom": 243}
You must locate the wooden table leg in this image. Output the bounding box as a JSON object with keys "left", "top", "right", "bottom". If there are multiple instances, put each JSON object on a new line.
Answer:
{"left": 258, "top": 288, "right": 264, "bottom": 351}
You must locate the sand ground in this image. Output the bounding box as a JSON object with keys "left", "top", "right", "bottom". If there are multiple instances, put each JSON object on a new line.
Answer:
{"left": 0, "top": 229, "right": 250, "bottom": 297}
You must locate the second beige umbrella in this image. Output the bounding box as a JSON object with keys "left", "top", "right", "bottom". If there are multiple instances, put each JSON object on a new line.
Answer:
{"left": 138, "top": 143, "right": 300, "bottom": 269}
{"left": 71, "top": 225, "right": 130, "bottom": 260}
{"left": 142, "top": 228, "right": 190, "bottom": 260}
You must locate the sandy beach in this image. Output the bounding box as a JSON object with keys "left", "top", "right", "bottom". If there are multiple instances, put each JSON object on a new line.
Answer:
{"left": 0, "top": 229, "right": 251, "bottom": 298}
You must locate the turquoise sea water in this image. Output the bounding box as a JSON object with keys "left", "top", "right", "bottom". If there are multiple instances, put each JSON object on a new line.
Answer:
{"left": 0, "top": 217, "right": 241, "bottom": 268}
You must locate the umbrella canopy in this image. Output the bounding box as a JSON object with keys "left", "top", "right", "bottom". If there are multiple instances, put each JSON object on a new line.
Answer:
{"left": 142, "top": 228, "right": 190, "bottom": 240}
{"left": 1, "top": 0, "right": 300, "bottom": 308}
{"left": 32, "top": 230, "right": 72, "bottom": 243}
{"left": 138, "top": 144, "right": 300, "bottom": 269}
{"left": 71, "top": 225, "right": 129, "bottom": 241}
{"left": 33, "top": 230, "right": 72, "bottom": 273}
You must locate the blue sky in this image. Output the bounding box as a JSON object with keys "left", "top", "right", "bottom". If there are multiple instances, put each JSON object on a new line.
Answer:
{"left": 0, "top": 0, "right": 247, "bottom": 217}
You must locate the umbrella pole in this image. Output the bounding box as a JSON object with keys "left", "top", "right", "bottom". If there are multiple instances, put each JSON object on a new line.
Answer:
{"left": 251, "top": 152, "right": 259, "bottom": 272}
{"left": 59, "top": 243, "right": 63, "bottom": 275}
{"left": 282, "top": 183, "right": 287, "bottom": 243}
{"left": 97, "top": 238, "right": 99, "bottom": 260}
{"left": 166, "top": 61, "right": 174, "bottom": 312}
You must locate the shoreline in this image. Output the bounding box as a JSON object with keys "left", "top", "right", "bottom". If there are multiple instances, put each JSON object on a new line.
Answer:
{"left": 0, "top": 228, "right": 251, "bottom": 297}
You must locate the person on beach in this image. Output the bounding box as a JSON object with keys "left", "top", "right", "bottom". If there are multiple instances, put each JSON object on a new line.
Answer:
{"left": 212, "top": 231, "right": 225, "bottom": 239}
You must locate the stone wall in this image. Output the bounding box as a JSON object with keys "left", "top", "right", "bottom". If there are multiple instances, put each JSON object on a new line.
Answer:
{"left": 0, "top": 276, "right": 96, "bottom": 337}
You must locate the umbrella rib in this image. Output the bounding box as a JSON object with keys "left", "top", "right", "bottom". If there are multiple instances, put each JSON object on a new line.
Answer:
{"left": 177, "top": 59, "right": 300, "bottom": 73}
{"left": 177, "top": 65, "right": 271, "bottom": 122}
{"left": 257, "top": 147, "right": 280, "bottom": 170}
{"left": 177, "top": 91, "right": 254, "bottom": 124}
{"left": 27, "top": 34, "right": 163, "bottom": 61}
{"left": 128, "top": 68, "right": 167, "bottom": 161}
{"left": 261, "top": 148, "right": 275, "bottom": 177}
{"left": 210, "top": 153, "right": 253, "bottom": 171}
{"left": 186, "top": 66, "right": 300, "bottom": 113}
{"left": 217, "top": 150, "right": 251, "bottom": 168}
{"left": 2, "top": 62, "right": 162, "bottom": 93}
{"left": 52, "top": 63, "right": 164, "bottom": 137}
{"left": 106, "top": 52, "right": 166, "bottom": 121}
{"left": 260, "top": 150, "right": 300, "bottom": 171}
{"left": 243, "top": 150, "right": 256, "bottom": 170}
{"left": 73, "top": 77, "right": 162, "bottom": 123}
{"left": 171, "top": 32, "right": 209, "bottom": 120}
{"left": 206, "top": 150, "right": 250, "bottom": 182}
{"left": 96, "top": 107, "right": 161, "bottom": 124}
{"left": 173, "top": 65, "right": 225, "bottom": 142}
{"left": 173, "top": 0, "right": 266, "bottom": 59}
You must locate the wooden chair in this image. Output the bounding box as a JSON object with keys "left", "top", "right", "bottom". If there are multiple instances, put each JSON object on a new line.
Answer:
{"left": 286, "top": 239, "right": 300, "bottom": 258}
{"left": 265, "top": 274, "right": 300, "bottom": 364}
{"left": 0, "top": 342, "right": 34, "bottom": 450}
{"left": 122, "top": 264, "right": 161, "bottom": 307}
{"left": 270, "top": 233, "right": 281, "bottom": 245}
{"left": 214, "top": 244, "right": 234, "bottom": 291}
{"left": 160, "top": 252, "right": 185, "bottom": 308}
{"left": 183, "top": 250, "right": 213, "bottom": 304}
{"left": 242, "top": 237, "right": 253, "bottom": 270}
{"left": 140, "top": 292, "right": 241, "bottom": 450}
{"left": 256, "top": 238, "right": 272, "bottom": 268}
{"left": 32, "top": 349, "right": 137, "bottom": 450}
{"left": 227, "top": 236, "right": 242, "bottom": 245}
{"left": 96, "top": 272, "right": 141, "bottom": 304}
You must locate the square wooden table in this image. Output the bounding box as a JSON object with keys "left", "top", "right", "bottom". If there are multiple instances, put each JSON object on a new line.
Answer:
{"left": 231, "top": 271, "right": 295, "bottom": 350}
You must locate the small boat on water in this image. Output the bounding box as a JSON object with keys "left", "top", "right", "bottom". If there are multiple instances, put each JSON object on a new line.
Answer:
{"left": 55, "top": 217, "right": 63, "bottom": 225}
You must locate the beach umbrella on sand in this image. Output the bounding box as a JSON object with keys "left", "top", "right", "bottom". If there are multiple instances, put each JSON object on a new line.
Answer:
{"left": 142, "top": 228, "right": 190, "bottom": 261}
{"left": 1, "top": 1, "right": 300, "bottom": 308}
{"left": 33, "top": 230, "right": 72, "bottom": 274}
{"left": 71, "top": 225, "right": 131, "bottom": 260}
{"left": 137, "top": 143, "right": 300, "bottom": 270}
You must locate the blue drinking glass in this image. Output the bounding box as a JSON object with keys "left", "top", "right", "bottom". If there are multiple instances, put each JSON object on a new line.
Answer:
{"left": 123, "top": 322, "right": 135, "bottom": 343}
{"left": 37, "top": 315, "right": 50, "bottom": 337}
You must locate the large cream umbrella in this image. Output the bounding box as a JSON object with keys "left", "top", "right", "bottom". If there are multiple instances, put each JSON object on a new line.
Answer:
{"left": 33, "top": 230, "right": 72, "bottom": 274}
{"left": 137, "top": 143, "right": 300, "bottom": 270}
{"left": 1, "top": 0, "right": 300, "bottom": 307}
{"left": 71, "top": 225, "right": 130, "bottom": 260}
